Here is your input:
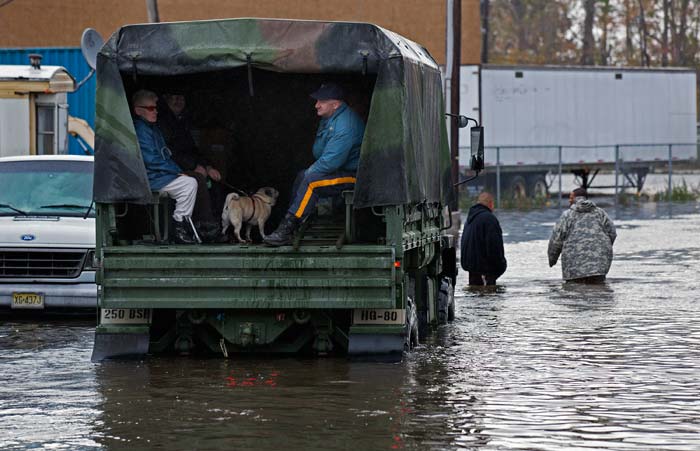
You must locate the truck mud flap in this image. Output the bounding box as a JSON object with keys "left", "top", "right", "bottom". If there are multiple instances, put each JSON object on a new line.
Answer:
{"left": 91, "top": 329, "right": 149, "bottom": 362}
{"left": 348, "top": 328, "right": 404, "bottom": 357}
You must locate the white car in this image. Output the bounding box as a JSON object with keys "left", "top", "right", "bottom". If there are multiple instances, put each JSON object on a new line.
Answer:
{"left": 0, "top": 155, "right": 96, "bottom": 311}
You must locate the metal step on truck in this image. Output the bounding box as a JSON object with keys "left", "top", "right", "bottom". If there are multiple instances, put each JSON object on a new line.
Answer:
{"left": 90, "top": 18, "right": 483, "bottom": 360}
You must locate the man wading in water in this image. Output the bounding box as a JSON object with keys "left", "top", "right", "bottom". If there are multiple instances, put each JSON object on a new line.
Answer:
{"left": 460, "top": 192, "right": 507, "bottom": 286}
{"left": 548, "top": 187, "right": 617, "bottom": 283}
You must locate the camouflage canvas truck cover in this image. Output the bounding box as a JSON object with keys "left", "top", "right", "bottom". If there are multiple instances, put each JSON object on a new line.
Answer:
{"left": 91, "top": 18, "right": 458, "bottom": 360}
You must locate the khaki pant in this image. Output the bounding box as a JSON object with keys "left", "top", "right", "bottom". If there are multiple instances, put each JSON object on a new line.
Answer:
{"left": 159, "top": 175, "right": 197, "bottom": 222}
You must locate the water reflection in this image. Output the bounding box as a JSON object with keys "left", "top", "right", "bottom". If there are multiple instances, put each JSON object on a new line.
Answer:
{"left": 92, "top": 358, "right": 430, "bottom": 450}
{"left": 1, "top": 203, "right": 699, "bottom": 450}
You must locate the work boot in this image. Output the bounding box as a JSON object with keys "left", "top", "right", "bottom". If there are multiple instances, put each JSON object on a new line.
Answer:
{"left": 263, "top": 213, "right": 300, "bottom": 246}
{"left": 173, "top": 219, "right": 196, "bottom": 244}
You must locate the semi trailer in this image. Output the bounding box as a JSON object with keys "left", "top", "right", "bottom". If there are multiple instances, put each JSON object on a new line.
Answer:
{"left": 456, "top": 64, "right": 697, "bottom": 197}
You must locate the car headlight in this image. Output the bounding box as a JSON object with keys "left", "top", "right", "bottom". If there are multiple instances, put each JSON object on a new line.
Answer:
{"left": 83, "top": 249, "right": 99, "bottom": 270}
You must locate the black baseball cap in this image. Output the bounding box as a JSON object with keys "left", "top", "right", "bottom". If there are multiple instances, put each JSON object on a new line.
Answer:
{"left": 310, "top": 82, "right": 344, "bottom": 101}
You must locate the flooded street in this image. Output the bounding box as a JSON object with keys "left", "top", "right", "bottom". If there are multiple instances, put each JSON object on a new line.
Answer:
{"left": 1, "top": 201, "right": 699, "bottom": 450}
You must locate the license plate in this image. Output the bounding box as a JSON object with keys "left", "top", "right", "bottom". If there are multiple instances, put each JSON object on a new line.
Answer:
{"left": 353, "top": 309, "right": 405, "bottom": 325}
{"left": 12, "top": 292, "right": 44, "bottom": 309}
{"left": 100, "top": 308, "right": 152, "bottom": 324}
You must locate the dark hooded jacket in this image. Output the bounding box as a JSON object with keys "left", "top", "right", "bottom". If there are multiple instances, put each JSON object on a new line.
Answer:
{"left": 157, "top": 105, "right": 209, "bottom": 172}
{"left": 460, "top": 204, "right": 507, "bottom": 277}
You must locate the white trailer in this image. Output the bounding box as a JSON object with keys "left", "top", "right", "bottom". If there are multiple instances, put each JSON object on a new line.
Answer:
{"left": 457, "top": 65, "right": 698, "bottom": 196}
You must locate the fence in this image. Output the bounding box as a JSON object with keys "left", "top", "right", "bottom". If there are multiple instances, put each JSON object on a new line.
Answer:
{"left": 460, "top": 143, "right": 699, "bottom": 208}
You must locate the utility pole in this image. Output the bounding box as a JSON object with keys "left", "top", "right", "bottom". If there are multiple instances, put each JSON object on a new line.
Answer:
{"left": 146, "top": 0, "right": 160, "bottom": 23}
{"left": 449, "top": 0, "right": 461, "bottom": 211}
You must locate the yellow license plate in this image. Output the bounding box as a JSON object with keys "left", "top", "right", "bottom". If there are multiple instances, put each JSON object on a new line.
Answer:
{"left": 353, "top": 309, "right": 405, "bottom": 325}
{"left": 12, "top": 292, "right": 45, "bottom": 309}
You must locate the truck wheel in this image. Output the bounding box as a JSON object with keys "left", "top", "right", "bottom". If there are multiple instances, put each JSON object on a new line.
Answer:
{"left": 507, "top": 175, "right": 527, "bottom": 199}
{"left": 404, "top": 297, "right": 419, "bottom": 351}
{"left": 527, "top": 174, "right": 548, "bottom": 198}
{"left": 437, "top": 277, "right": 455, "bottom": 324}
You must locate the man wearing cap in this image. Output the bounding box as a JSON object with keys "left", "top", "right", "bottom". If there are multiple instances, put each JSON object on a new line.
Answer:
{"left": 264, "top": 82, "right": 365, "bottom": 246}
{"left": 548, "top": 187, "right": 617, "bottom": 283}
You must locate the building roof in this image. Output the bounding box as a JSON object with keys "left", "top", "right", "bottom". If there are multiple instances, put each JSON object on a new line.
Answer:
{"left": 0, "top": 65, "right": 76, "bottom": 92}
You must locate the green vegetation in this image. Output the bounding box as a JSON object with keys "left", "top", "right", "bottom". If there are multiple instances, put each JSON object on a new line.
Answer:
{"left": 651, "top": 180, "right": 700, "bottom": 202}
{"left": 498, "top": 194, "right": 551, "bottom": 210}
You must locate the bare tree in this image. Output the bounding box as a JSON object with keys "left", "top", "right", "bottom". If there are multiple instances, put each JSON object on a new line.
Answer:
{"left": 637, "top": 0, "right": 650, "bottom": 66}
{"left": 598, "top": 0, "right": 612, "bottom": 65}
{"left": 482, "top": 0, "right": 491, "bottom": 63}
{"left": 624, "top": 0, "right": 636, "bottom": 63}
{"left": 673, "top": 0, "right": 691, "bottom": 65}
{"left": 511, "top": 0, "right": 529, "bottom": 53}
{"left": 580, "top": 0, "right": 596, "bottom": 65}
{"left": 661, "top": 0, "right": 670, "bottom": 66}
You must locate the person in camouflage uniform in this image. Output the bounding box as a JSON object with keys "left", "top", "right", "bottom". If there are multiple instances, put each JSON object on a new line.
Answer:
{"left": 548, "top": 187, "right": 617, "bottom": 283}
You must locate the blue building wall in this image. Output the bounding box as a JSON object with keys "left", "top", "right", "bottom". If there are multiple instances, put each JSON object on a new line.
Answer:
{"left": 0, "top": 47, "right": 95, "bottom": 155}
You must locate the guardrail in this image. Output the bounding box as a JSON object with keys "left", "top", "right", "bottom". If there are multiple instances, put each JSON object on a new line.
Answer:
{"left": 459, "top": 142, "right": 699, "bottom": 208}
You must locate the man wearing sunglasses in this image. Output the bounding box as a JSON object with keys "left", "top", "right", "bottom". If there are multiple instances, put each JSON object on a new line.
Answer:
{"left": 132, "top": 89, "right": 197, "bottom": 244}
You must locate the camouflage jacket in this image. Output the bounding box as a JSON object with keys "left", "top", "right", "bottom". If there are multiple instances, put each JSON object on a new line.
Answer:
{"left": 548, "top": 199, "right": 616, "bottom": 280}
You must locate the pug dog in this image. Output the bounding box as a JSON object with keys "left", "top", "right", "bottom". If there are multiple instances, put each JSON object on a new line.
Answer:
{"left": 222, "top": 187, "right": 279, "bottom": 243}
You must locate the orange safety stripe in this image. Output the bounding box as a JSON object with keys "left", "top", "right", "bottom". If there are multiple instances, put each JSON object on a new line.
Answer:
{"left": 294, "top": 176, "right": 356, "bottom": 218}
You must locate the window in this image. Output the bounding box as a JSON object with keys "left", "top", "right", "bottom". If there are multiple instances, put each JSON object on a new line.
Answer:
{"left": 0, "top": 159, "right": 94, "bottom": 217}
{"left": 36, "top": 104, "right": 56, "bottom": 155}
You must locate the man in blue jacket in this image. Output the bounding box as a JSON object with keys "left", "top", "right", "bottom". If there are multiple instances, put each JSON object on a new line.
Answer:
{"left": 132, "top": 89, "right": 198, "bottom": 244}
{"left": 460, "top": 192, "right": 507, "bottom": 285}
{"left": 264, "top": 83, "right": 365, "bottom": 246}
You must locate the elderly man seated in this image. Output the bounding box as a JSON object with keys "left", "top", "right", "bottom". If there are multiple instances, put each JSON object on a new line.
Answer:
{"left": 264, "top": 82, "right": 366, "bottom": 246}
{"left": 132, "top": 89, "right": 198, "bottom": 244}
{"left": 158, "top": 91, "right": 225, "bottom": 242}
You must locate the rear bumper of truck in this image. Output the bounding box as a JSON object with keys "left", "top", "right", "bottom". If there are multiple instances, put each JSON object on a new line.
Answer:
{"left": 93, "top": 245, "right": 404, "bottom": 359}
{"left": 99, "top": 245, "right": 397, "bottom": 310}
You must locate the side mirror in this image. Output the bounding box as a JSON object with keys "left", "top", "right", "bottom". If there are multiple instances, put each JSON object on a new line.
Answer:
{"left": 470, "top": 126, "right": 484, "bottom": 172}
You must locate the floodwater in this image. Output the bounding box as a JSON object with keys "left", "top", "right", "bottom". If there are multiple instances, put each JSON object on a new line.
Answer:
{"left": 1, "top": 201, "right": 699, "bottom": 450}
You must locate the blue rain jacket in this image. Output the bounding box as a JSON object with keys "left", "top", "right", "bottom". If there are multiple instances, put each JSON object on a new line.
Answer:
{"left": 134, "top": 118, "right": 182, "bottom": 191}
{"left": 307, "top": 103, "right": 365, "bottom": 176}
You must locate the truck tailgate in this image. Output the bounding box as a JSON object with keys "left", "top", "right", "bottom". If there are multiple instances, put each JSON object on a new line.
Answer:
{"left": 100, "top": 245, "right": 396, "bottom": 309}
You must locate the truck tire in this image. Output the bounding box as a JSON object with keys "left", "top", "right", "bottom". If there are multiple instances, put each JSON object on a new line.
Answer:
{"left": 527, "top": 174, "right": 548, "bottom": 198}
{"left": 404, "top": 297, "right": 419, "bottom": 351}
{"left": 437, "top": 277, "right": 455, "bottom": 324}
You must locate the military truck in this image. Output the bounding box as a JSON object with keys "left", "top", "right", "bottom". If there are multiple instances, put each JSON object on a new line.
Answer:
{"left": 91, "top": 18, "right": 483, "bottom": 360}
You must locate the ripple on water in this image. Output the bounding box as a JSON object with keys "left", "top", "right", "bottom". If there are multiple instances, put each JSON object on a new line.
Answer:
{"left": 0, "top": 206, "right": 699, "bottom": 450}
